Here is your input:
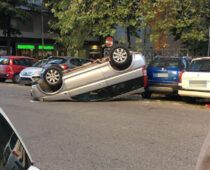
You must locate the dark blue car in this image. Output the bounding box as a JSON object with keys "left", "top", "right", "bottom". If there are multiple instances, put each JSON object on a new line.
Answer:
{"left": 142, "top": 56, "right": 191, "bottom": 98}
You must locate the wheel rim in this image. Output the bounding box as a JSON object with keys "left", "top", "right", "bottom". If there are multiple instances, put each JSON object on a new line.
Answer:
{"left": 113, "top": 48, "right": 128, "bottom": 63}
{"left": 15, "top": 75, "right": 20, "bottom": 82}
{"left": 46, "top": 69, "right": 60, "bottom": 85}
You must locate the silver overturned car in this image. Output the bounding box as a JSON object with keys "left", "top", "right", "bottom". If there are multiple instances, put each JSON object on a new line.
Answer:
{"left": 31, "top": 45, "right": 147, "bottom": 101}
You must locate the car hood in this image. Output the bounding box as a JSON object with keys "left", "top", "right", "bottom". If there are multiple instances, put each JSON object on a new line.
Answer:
{"left": 20, "top": 67, "right": 42, "bottom": 76}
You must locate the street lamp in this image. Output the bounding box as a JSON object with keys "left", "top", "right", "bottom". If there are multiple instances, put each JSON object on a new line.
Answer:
{"left": 208, "top": 26, "right": 210, "bottom": 56}
{"left": 41, "top": 8, "right": 45, "bottom": 58}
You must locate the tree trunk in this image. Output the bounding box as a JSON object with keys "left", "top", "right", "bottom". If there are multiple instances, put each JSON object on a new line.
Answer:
{"left": 6, "top": 17, "right": 12, "bottom": 55}
{"left": 127, "top": 26, "right": 131, "bottom": 48}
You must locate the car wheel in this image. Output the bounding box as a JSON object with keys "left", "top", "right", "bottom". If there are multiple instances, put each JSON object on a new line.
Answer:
{"left": 141, "top": 90, "right": 152, "bottom": 99}
{"left": 0, "top": 78, "right": 6, "bottom": 82}
{"left": 43, "top": 66, "right": 63, "bottom": 87}
{"left": 182, "top": 96, "right": 196, "bottom": 103}
{"left": 109, "top": 45, "right": 132, "bottom": 70}
{"left": 12, "top": 74, "right": 20, "bottom": 84}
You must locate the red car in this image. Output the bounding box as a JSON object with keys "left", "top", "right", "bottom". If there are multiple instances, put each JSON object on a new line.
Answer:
{"left": 0, "top": 56, "right": 36, "bottom": 83}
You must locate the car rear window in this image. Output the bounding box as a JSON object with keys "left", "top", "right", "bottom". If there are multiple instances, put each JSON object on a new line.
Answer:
{"left": 0, "top": 57, "right": 9, "bottom": 65}
{"left": 188, "top": 59, "right": 210, "bottom": 72}
{"left": 149, "top": 57, "right": 180, "bottom": 68}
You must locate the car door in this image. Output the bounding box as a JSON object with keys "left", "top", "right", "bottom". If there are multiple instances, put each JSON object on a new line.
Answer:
{"left": 63, "top": 62, "right": 107, "bottom": 96}
{"left": 12, "top": 58, "right": 26, "bottom": 74}
{"left": 12, "top": 58, "right": 34, "bottom": 74}
{"left": 0, "top": 57, "right": 10, "bottom": 75}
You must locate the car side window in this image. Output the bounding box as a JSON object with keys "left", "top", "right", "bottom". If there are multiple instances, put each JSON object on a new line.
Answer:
{"left": 13, "top": 59, "right": 22, "bottom": 66}
{"left": 13, "top": 59, "right": 34, "bottom": 67}
{"left": 24, "top": 59, "right": 34, "bottom": 67}
{"left": 70, "top": 59, "right": 82, "bottom": 66}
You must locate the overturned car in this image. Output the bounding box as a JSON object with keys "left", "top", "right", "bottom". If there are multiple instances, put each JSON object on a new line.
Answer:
{"left": 31, "top": 45, "right": 147, "bottom": 101}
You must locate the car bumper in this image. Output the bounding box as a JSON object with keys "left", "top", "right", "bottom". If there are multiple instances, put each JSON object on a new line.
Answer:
{"left": 20, "top": 78, "right": 32, "bottom": 85}
{"left": 0, "top": 73, "right": 8, "bottom": 79}
{"left": 147, "top": 83, "right": 178, "bottom": 93}
{"left": 20, "top": 76, "right": 40, "bottom": 84}
{"left": 178, "top": 89, "right": 210, "bottom": 98}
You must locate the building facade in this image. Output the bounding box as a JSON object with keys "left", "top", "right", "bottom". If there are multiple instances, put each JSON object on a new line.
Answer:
{"left": 0, "top": 0, "right": 59, "bottom": 58}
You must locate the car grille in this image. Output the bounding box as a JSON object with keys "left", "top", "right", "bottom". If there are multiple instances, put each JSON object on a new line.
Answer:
{"left": 21, "top": 78, "right": 32, "bottom": 81}
{"left": 189, "top": 80, "right": 207, "bottom": 88}
{"left": 21, "top": 72, "right": 31, "bottom": 76}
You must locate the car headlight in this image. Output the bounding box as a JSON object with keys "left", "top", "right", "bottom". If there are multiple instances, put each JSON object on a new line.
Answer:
{"left": 33, "top": 71, "right": 41, "bottom": 76}
{"left": 20, "top": 72, "right": 33, "bottom": 76}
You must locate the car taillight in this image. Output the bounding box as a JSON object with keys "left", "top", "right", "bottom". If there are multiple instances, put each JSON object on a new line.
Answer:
{"left": 143, "top": 66, "right": 148, "bottom": 88}
{"left": 105, "top": 36, "right": 113, "bottom": 47}
{"left": 178, "top": 71, "right": 184, "bottom": 83}
{"left": 59, "top": 64, "right": 69, "bottom": 70}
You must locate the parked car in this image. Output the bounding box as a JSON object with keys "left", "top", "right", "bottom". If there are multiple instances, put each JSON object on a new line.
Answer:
{"left": 3, "top": 133, "right": 29, "bottom": 170}
{"left": 20, "top": 57, "right": 91, "bottom": 85}
{"left": 0, "top": 108, "right": 40, "bottom": 170}
{"left": 0, "top": 56, "right": 36, "bottom": 83}
{"left": 143, "top": 56, "right": 191, "bottom": 98}
{"left": 19, "top": 59, "right": 48, "bottom": 85}
{"left": 178, "top": 57, "right": 210, "bottom": 101}
{"left": 31, "top": 45, "right": 147, "bottom": 101}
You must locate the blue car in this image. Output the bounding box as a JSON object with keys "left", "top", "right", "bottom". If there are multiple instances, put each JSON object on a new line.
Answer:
{"left": 142, "top": 56, "right": 191, "bottom": 98}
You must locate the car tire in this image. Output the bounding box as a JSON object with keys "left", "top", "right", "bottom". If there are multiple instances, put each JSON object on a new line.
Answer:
{"left": 12, "top": 74, "right": 20, "bottom": 84}
{"left": 141, "top": 90, "right": 152, "bottom": 99}
{"left": 0, "top": 78, "right": 6, "bottom": 82}
{"left": 43, "top": 66, "right": 63, "bottom": 87}
{"left": 182, "top": 96, "right": 196, "bottom": 103}
{"left": 109, "top": 45, "right": 132, "bottom": 70}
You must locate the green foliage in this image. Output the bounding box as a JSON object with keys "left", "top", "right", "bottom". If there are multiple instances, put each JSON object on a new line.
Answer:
{"left": 140, "top": 0, "right": 210, "bottom": 55}
{"left": 49, "top": 0, "right": 210, "bottom": 56}
{"left": 47, "top": 0, "right": 142, "bottom": 55}
{"left": 0, "top": 0, "right": 29, "bottom": 36}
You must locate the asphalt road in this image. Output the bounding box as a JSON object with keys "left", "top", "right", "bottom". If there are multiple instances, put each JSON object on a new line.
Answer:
{"left": 1, "top": 82, "right": 210, "bottom": 170}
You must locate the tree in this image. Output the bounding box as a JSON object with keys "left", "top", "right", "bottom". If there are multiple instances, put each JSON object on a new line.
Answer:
{"left": 47, "top": 0, "right": 142, "bottom": 55}
{"left": 48, "top": 0, "right": 210, "bottom": 56}
{"left": 140, "top": 0, "right": 210, "bottom": 56}
{"left": 0, "top": 0, "right": 29, "bottom": 55}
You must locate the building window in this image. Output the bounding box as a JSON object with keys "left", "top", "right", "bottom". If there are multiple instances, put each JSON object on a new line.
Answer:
{"left": 17, "top": 17, "right": 34, "bottom": 33}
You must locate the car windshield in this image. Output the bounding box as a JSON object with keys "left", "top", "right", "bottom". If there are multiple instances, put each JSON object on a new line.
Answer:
{"left": 47, "top": 58, "right": 67, "bottom": 64}
{"left": 188, "top": 59, "right": 210, "bottom": 72}
{"left": 0, "top": 57, "right": 9, "bottom": 65}
{"left": 149, "top": 57, "right": 180, "bottom": 68}
{"left": 32, "top": 60, "right": 48, "bottom": 67}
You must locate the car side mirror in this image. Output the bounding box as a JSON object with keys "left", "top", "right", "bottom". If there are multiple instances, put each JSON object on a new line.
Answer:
{"left": 0, "top": 108, "right": 40, "bottom": 170}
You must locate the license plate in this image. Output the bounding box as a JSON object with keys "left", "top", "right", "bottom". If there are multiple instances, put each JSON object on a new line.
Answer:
{"left": 189, "top": 80, "right": 207, "bottom": 88}
{"left": 153, "top": 73, "right": 168, "bottom": 78}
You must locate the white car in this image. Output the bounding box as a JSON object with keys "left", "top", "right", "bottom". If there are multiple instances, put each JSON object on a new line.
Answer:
{"left": 20, "top": 57, "right": 91, "bottom": 85}
{"left": 31, "top": 45, "right": 147, "bottom": 101}
{"left": 19, "top": 59, "right": 48, "bottom": 85}
{"left": 178, "top": 57, "right": 210, "bottom": 100}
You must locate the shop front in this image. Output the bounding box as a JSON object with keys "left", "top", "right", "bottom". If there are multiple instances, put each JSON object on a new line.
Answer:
{"left": 16, "top": 44, "right": 56, "bottom": 59}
